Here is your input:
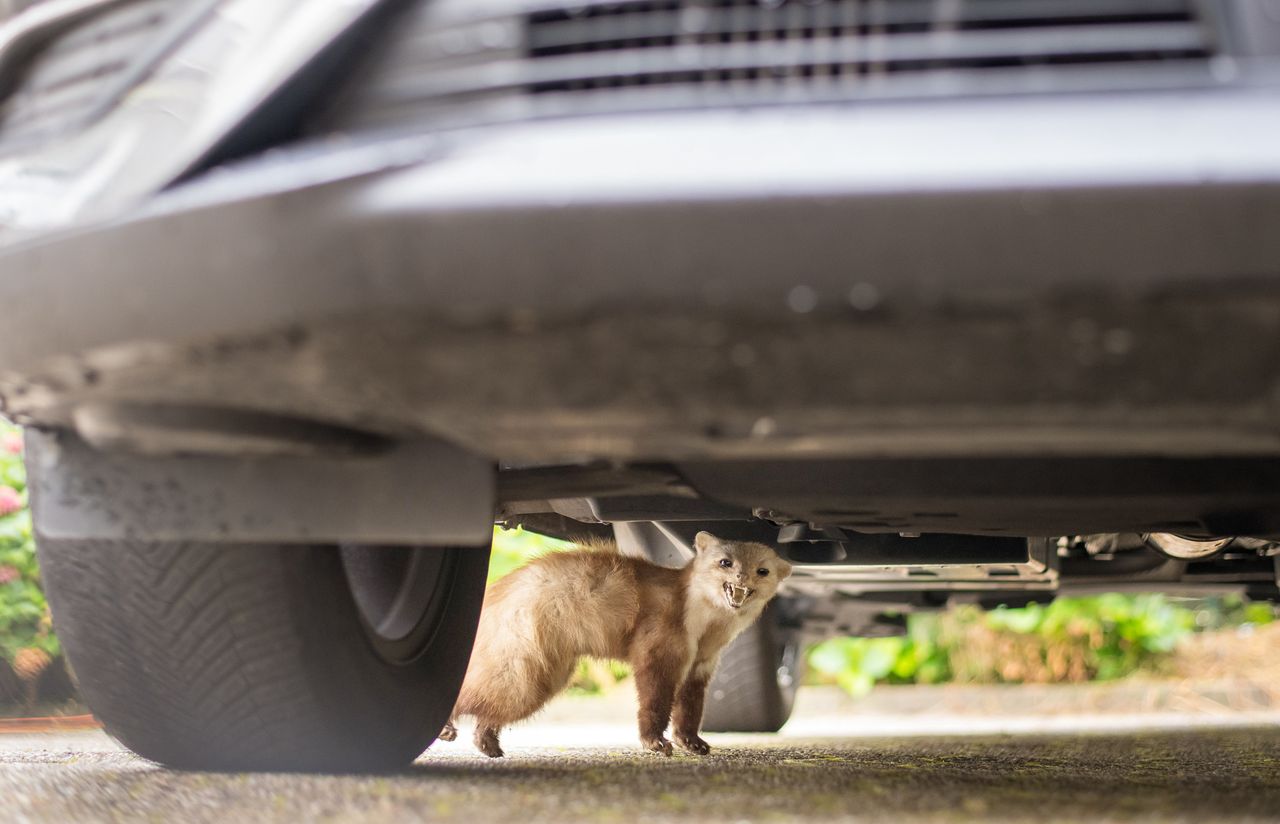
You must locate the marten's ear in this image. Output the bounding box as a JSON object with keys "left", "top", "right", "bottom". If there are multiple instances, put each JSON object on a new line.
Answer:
{"left": 693, "top": 531, "right": 719, "bottom": 554}
{"left": 776, "top": 559, "right": 793, "bottom": 581}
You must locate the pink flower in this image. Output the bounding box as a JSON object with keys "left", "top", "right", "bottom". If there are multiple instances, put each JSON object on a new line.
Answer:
{"left": 1, "top": 431, "right": 21, "bottom": 454}
{"left": 0, "top": 565, "right": 18, "bottom": 585}
{"left": 0, "top": 485, "right": 22, "bottom": 516}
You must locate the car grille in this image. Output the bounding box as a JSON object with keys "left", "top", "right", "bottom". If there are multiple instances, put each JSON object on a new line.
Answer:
{"left": 326, "top": 0, "right": 1222, "bottom": 133}
{"left": 0, "top": 0, "right": 194, "bottom": 152}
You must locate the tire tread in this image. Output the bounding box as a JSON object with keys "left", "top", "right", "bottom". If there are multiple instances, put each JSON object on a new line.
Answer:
{"left": 38, "top": 538, "right": 486, "bottom": 771}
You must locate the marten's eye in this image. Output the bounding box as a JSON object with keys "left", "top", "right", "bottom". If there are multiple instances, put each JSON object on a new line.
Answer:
{"left": 757, "top": 568, "right": 769, "bottom": 577}
{"left": 718, "top": 558, "right": 733, "bottom": 568}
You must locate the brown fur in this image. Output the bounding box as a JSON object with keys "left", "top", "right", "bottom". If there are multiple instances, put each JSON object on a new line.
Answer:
{"left": 442, "top": 531, "right": 791, "bottom": 757}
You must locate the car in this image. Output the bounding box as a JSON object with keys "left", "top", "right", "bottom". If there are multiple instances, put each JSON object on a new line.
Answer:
{"left": 1, "top": 0, "right": 1279, "bottom": 771}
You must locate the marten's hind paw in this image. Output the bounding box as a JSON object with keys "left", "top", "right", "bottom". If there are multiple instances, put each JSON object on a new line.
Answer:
{"left": 675, "top": 733, "right": 711, "bottom": 755}
{"left": 642, "top": 736, "right": 674, "bottom": 757}
{"left": 439, "top": 722, "right": 457, "bottom": 742}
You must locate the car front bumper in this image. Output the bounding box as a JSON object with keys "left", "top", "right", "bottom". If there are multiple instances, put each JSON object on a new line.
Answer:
{"left": 3, "top": 88, "right": 1280, "bottom": 463}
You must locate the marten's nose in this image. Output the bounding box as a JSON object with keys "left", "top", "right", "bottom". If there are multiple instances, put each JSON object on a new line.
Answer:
{"left": 734, "top": 571, "right": 748, "bottom": 584}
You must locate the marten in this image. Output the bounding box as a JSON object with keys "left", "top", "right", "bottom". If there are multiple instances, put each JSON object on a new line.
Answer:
{"left": 438, "top": 531, "right": 792, "bottom": 757}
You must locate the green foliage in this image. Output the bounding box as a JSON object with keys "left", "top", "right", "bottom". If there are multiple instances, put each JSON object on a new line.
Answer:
{"left": 0, "top": 420, "right": 58, "bottom": 664}
{"left": 989, "top": 594, "right": 1193, "bottom": 679}
{"left": 565, "top": 658, "right": 634, "bottom": 696}
{"left": 807, "top": 594, "right": 1274, "bottom": 696}
{"left": 489, "top": 526, "right": 576, "bottom": 583}
{"left": 808, "top": 637, "right": 906, "bottom": 696}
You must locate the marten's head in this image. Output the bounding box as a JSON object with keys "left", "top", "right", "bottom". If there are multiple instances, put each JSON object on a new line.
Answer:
{"left": 689, "top": 532, "right": 792, "bottom": 613}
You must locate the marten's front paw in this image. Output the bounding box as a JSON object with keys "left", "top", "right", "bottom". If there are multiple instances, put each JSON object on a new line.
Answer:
{"left": 475, "top": 727, "right": 504, "bottom": 758}
{"left": 439, "top": 722, "right": 457, "bottom": 742}
{"left": 675, "top": 733, "right": 711, "bottom": 755}
{"left": 642, "top": 736, "right": 674, "bottom": 756}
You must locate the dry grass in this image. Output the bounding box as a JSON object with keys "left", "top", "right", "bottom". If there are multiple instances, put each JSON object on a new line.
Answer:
{"left": 938, "top": 618, "right": 1100, "bottom": 684}
{"left": 1170, "top": 622, "right": 1280, "bottom": 691}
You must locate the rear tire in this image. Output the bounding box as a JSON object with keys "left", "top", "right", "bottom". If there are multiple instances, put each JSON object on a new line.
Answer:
{"left": 38, "top": 537, "right": 488, "bottom": 772}
{"left": 700, "top": 607, "right": 802, "bottom": 733}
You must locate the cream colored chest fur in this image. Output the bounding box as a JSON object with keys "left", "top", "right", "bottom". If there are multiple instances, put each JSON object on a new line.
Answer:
{"left": 681, "top": 589, "right": 758, "bottom": 673}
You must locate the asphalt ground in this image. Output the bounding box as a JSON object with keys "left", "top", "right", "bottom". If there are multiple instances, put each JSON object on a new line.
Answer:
{"left": 3, "top": 691, "right": 1279, "bottom": 823}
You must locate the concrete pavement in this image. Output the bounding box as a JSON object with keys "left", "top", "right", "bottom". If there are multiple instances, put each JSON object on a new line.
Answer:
{"left": 2, "top": 687, "right": 1279, "bottom": 823}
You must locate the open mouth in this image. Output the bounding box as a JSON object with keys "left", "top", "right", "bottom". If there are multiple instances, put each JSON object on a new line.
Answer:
{"left": 723, "top": 582, "right": 753, "bottom": 609}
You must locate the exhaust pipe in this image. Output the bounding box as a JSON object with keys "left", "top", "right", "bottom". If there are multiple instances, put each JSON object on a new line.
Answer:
{"left": 1142, "top": 533, "right": 1233, "bottom": 561}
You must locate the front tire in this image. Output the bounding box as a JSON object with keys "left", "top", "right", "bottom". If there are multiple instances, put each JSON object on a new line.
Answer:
{"left": 38, "top": 537, "right": 488, "bottom": 772}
